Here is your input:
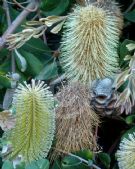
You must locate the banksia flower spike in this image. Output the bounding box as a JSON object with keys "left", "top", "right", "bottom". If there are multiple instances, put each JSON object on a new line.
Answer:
{"left": 61, "top": 0, "right": 123, "bottom": 85}
{"left": 117, "top": 133, "right": 135, "bottom": 169}
{"left": 51, "top": 83, "right": 99, "bottom": 159}
{"left": 7, "top": 80, "right": 55, "bottom": 162}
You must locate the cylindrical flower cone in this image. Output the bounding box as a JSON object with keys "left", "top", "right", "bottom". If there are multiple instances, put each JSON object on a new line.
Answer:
{"left": 51, "top": 83, "right": 100, "bottom": 160}
{"left": 7, "top": 80, "right": 55, "bottom": 162}
{"left": 61, "top": 0, "right": 123, "bottom": 85}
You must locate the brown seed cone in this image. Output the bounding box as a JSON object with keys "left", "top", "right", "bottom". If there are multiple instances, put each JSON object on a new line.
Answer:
{"left": 91, "top": 78, "right": 119, "bottom": 116}
{"left": 91, "top": 93, "right": 118, "bottom": 116}
{"left": 51, "top": 83, "right": 100, "bottom": 160}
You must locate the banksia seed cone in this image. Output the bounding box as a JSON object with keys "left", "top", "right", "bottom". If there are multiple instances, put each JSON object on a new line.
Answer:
{"left": 91, "top": 78, "right": 118, "bottom": 116}
{"left": 51, "top": 83, "right": 99, "bottom": 159}
{"left": 117, "top": 133, "right": 135, "bottom": 169}
{"left": 8, "top": 80, "right": 55, "bottom": 162}
{"left": 61, "top": 0, "right": 123, "bottom": 85}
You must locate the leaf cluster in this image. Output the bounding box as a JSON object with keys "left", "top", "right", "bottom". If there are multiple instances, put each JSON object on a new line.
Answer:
{"left": 1, "top": 0, "right": 135, "bottom": 169}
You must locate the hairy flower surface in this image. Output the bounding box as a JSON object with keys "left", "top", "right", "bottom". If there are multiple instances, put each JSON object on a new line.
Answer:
{"left": 8, "top": 80, "right": 55, "bottom": 162}
{"left": 61, "top": 1, "right": 123, "bottom": 84}
{"left": 51, "top": 83, "right": 99, "bottom": 160}
{"left": 117, "top": 133, "right": 135, "bottom": 169}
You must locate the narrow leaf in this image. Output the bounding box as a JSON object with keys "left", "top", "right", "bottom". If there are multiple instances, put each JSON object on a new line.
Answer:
{"left": 14, "top": 50, "right": 27, "bottom": 72}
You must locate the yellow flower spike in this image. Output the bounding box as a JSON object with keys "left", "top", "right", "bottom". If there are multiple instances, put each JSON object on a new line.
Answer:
{"left": 61, "top": 1, "right": 123, "bottom": 85}
{"left": 8, "top": 79, "right": 55, "bottom": 162}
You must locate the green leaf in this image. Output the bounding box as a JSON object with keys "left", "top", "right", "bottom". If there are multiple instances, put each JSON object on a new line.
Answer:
{"left": 120, "top": 39, "right": 135, "bottom": 59}
{"left": 41, "top": 0, "right": 70, "bottom": 16}
{"left": 62, "top": 155, "right": 89, "bottom": 169}
{"left": 51, "top": 160, "right": 62, "bottom": 169}
{"left": 0, "top": 48, "right": 9, "bottom": 61}
{"left": 62, "top": 156, "right": 81, "bottom": 167}
{"left": 0, "top": 59, "right": 11, "bottom": 73}
{"left": 16, "top": 162, "right": 25, "bottom": 169}
{"left": 20, "top": 50, "right": 43, "bottom": 76}
{"left": 126, "top": 43, "right": 135, "bottom": 51}
{"left": 36, "top": 159, "right": 50, "bottom": 169}
{"left": 0, "top": 6, "right": 4, "bottom": 15}
{"left": 125, "top": 9, "right": 135, "bottom": 22}
{"left": 125, "top": 115, "right": 135, "bottom": 124}
{"left": 75, "top": 149, "right": 94, "bottom": 161}
{"left": 14, "top": 50, "right": 27, "bottom": 72}
{"left": 22, "top": 38, "right": 52, "bottom": 62}
{"left": 9, "top": 7, "right": 20, "bottom": 20}
{"left": 0, "top": 73, "right": 11, "bottom": 88}
{"left": 36, "top": 60, "right": 58, "bottom": 80}
{"left": 25, "top": 162, "right": 38, "bottom": 169}
{"left": 2, "top": 160, "right": 14, "bottom": 169}
{"left": 119, "top": 39, "right": 135, "bottom": 67}
{"left": 121, "top": 126, "right": 135, "bottom": 140}
{"left": 98, "top": 153, "right": 111, "bottom": 169}
{"left": 25, "top": 159, "right": 49, "bottom": 169}
{"left": 40, "top": 0, "right": 60, "bottom": 11}
{"left": 0, "top": 6, "right": 6, "bottom": 34}
{"left": 21, "top": 38, "right": 54, "bottom": 69}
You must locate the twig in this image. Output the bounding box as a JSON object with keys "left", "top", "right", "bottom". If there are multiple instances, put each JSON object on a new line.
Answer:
{"left": 6, "top": 0, "right": 30, "bottom": 5}
{"left": 11, "top": 51, "right": 16, "bottom": 73}
{"left": 3, "top": 0, "right": 12, "bottom": 25}
{"left": 49, "top": 74, "right": 66, "bottom": 86}
{"left": 125, "top": 0, "right": 135, "bottom": 13}
{"left": 0, "top": 1, "right": 39, "bottom": 51}
{"left": 53, "top": 148, "right": 101, "bottom": 169}
{"left": 13, "top": 0, "right": 38, "bottom": 12}
{"left": 68, "top": 153, "right": 101, "bottom": 169}
{"left": 42, "top": 31, "right": 47, "bottom": 44}
{"left": 3, "top": 0, "right": 16, "bottom": 73}
{"left": 37, "top": 10, "right": 47, "bottom": 44}
{"left": 31, "top": 13, "right": 39, "bottom": 20}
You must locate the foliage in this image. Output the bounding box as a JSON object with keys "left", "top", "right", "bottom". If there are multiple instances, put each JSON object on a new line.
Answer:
{"left": 1, "top": 0, "right": 135, "bottom": 169}
{"left": 115, "top": 44, "right": 135, "bottom": 114}
{"left": 2, "top": 159, "right": 49, "bottom": 169}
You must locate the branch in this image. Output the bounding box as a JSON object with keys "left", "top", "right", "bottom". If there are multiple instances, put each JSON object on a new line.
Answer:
{"left": 37, "top": 10, "right": 47, "bottom": 44}
{"left": 53, "top": 148, "right": 101, "bottom": 169}
{"left": 0, "top": 1, "right": 39, "bottom": 51}
{"left": 12, "top": 0, "right": 38, "bottom": 12}
{"left": 49, "top": 74, "right": 66, "bottom": 86}
{"left": 3, "top": 0, "right": 16, "bottom": 73}
{"left": 68, "top": 153, "right": 101, "bottom": 169}
{"left": 6, "top": 0, "right": 29, "bottom": 5}
{"left": 125, "top": 0, "right": 135, "bottom": 13}
{"left": 3, "top": 0, "right": 12, "bottom": 26}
